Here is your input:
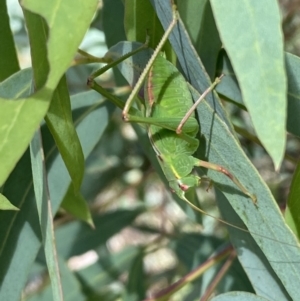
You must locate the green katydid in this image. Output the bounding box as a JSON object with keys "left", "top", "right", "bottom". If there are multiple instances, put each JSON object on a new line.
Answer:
{"left": 87, "top": 8, "right": 256, "bottom": 210}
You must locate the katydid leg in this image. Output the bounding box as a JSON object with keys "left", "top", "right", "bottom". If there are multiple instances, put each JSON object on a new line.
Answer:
{"left": 88, "top": 79, "right": 141, "bottom": 116}
{"left": 197, "top": 159, "right": 257, "bottom": 204}
{"left": 122, "top": 6, "right": 178, "bottom": 120}
{"left": 74, "top": 49, "right": 111, "bottom": 66}
{"left": 87, "top": 37, "right": 149, "bottom": 84}
{"left": 176, "top": 74, "right": 224, "bottom": 134}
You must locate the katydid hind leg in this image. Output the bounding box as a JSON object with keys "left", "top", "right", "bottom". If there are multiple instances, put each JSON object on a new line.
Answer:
{"left": 197, "top": 159, "right": 257, "bottom": 203}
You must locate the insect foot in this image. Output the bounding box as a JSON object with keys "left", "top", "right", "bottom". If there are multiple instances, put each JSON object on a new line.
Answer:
{"left": 86, "top": 76, "right": 94, "bottom": 88}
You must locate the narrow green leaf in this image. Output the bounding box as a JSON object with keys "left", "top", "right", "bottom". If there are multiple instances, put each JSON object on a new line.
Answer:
{"left": 0, "top": 193, "right": 19, "bottom": 211}
{"left": 210, "top": 0, "right": 286, "bottom": 169}
{"left": 45, "top": 75, "right": 85, "bottom": 192}
{"left": 24, "top": 17, "right": 62, "bottom": 299}
{"left": 177, "top": 0, "right": 221, "bottom": 78}
{"left": 61, "top": 185, "right": 94, "bottom": 227}
{"left": 0, "top": 0, "right": 97, "bottom": 186}
{"left": 285, "top": 159, "right": 300, "bottom": 239}
{"left": 124, "top": 0, "right": 173, "bottom": 61}
{"left": 193, "top": 81, "right": 296, "bottom": 300}
{"left": 45, "top": 92, "right": 114, "bottom": 216}
{"left": 30, "top": 129, "right": 63, "bottom": 301}
{"left": 0, "top": 0, "right": 19, "bottom": 81}
{"left": 23, "top": 8, "right": 48, "bottom": 88}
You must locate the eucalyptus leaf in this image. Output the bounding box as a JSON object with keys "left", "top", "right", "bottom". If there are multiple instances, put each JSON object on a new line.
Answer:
{"left": 210, "top": 0, "right": 286, "bottom": 169}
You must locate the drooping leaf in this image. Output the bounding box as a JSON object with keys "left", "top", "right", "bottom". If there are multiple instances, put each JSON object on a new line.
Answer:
{"left": 61, "top": 185, "right": 94, "bottom": 227}
{"left": 45, "top": 75, "right": 85, "bottom": 192}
